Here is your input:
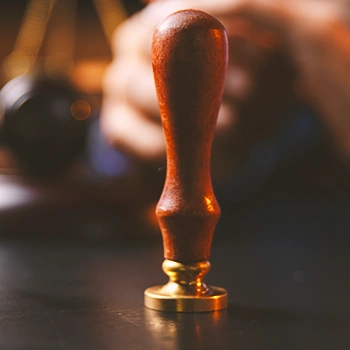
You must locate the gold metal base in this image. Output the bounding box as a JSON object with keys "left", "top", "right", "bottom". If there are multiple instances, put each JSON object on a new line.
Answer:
{"left": 144, "top": 259, "right": 228, "bottom": 312}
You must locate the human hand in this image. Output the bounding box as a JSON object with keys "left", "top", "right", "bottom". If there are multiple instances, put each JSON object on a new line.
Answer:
{"left": 101, "top": 0, "right": 350, "bottom": 178}
{"left": 217, "top": 0, "right": 350, "bottom": 162}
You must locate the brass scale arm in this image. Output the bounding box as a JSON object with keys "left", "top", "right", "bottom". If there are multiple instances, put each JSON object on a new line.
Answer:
{"left": 3, "top": 0, "right": 127, "bottom": 81}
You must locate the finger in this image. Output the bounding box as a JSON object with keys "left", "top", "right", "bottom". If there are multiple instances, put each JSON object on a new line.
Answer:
{"left": 224, "top": 20, "right": 283, "bottom": 103}
{"left": 103, "top": 58, "right": 159, "bottom": 119}
{"left": 224, "top": 64, "right": 253, "bottom": 102}
{"left": 112, "top": 0, "right": 250, "bottom": 60}
{"left": 202, "top": 0, "right": 343, "bottom": 38}
{"left": 112, "top": 0, "right": 196, "bottom": 60}
{"left": 216, "top": 101, "right": 238, "bottom": 134}
{"left": 100, "top": 99, "right": 166, "bottom": 162}
{"left": 292, "top": 20, "right": 350, "bottom": 159}
{"left": 112, "top": 12, "right": 153, "bottom": 59}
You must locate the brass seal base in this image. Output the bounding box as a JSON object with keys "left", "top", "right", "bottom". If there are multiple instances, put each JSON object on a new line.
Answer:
{"left": 144, "top": 259, "right": 228, "bottom": 312}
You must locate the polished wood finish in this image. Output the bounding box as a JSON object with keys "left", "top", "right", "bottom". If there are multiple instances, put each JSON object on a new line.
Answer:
{"left": 152, "top": 10, "right": 228, "bottom": 263}
{"left": 0, "top": 189, "right": 349, "bottom": 349}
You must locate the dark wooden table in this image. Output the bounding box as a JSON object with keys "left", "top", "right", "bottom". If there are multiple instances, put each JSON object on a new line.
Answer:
{"left": 0, "top": 186, "right": 349, "bottom": 349}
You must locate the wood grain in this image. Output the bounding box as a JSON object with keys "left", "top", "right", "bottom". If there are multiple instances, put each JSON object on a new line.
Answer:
{"left": 152, "top": 10, "right": 228, "bottom": 263}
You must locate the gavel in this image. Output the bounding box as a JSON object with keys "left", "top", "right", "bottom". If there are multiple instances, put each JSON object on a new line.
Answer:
{"left": 144, "top": 10, "right": 228, "bottom": 312}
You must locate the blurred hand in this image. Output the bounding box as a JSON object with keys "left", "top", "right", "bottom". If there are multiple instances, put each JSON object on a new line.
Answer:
{"left": 224, "top": 0, "right": 350, "bottom": 162}
{"left": 101, "top": 0, "right": 350, "bottom": 178}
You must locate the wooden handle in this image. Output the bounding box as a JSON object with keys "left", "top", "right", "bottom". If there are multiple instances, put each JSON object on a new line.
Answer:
{"left": 153, "top": 10, "right": 228, "bottom": 263}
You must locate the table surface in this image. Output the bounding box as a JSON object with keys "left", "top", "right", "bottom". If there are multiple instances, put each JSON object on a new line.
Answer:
{"left": 0, "top": 189, "right": 349, "bottom": 350}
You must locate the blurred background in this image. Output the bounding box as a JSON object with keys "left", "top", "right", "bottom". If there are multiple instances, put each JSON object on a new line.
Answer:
{"left": 0, "top": 0, "right": 349, "bottom": 241}
{"left": 0, "top": 0, "right": 144, "bottom": 93}
{"left": 0, "top": 0, "right": 159, "bottom": 240}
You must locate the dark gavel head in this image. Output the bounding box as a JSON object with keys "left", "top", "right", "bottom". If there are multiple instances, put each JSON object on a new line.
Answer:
{"left": 0, "top": 74, "right": 89, "bottom": 175}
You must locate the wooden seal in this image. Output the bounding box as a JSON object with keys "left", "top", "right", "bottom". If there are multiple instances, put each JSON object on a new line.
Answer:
{"left": 152, "top": 10, "right": 228, "bottom": 263}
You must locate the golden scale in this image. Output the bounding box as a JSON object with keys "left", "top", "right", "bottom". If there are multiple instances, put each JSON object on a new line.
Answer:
{"left": 0, "top": 0, "right": 126, "bottom": 175}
